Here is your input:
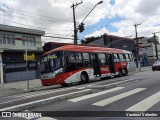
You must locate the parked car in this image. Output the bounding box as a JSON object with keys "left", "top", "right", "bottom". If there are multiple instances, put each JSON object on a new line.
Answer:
{"left": 152, "top": 60, "right": 160, "bottom": 71}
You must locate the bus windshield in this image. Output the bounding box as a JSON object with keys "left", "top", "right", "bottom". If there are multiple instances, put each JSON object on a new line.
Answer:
{"left": 40, "top": 51, "right": 62, "bottom": 74}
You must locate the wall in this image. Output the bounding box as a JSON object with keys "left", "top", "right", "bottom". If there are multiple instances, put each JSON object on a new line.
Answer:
{"left": 0, "top": 31, "right": 42, "bottom": 51}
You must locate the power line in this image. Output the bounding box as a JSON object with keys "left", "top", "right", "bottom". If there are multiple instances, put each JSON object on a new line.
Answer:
{"left": 0, "top": 17, "right": 73, "bottom": 31}
{"left": 58, "top": 31, "right": 74, "bottom": 42}
{"left": 5, "top": 6, "right": 73, "bottom": 22}
{"left": 5, "top": 10, "right": 72, "bottom": 23}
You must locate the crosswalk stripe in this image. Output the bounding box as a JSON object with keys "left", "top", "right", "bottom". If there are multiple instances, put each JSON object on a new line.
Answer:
{"left": 37, "top": 117, "right": 57, "bottom": 120}
{"left": 68, "top": 87, "right": 124, "bottom": 102}
{"left": 92, "top": 88, "right": 146, "bottom": 106}
{"left": 126, "top": 91, "right": 160, "bottom": 111}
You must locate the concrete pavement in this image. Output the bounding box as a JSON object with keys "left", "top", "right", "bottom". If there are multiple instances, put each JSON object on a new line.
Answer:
{"left": 135, "top": 66, "right": 152, "bottom": 72}
{"left": 0, "top": 66, "right": 152, "bottom": 98}
{"left": 0, "top": 79, "right": 61, "bottom": 98}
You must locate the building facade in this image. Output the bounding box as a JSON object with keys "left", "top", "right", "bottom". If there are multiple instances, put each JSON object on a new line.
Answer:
{"left": 138, "top": 37, "right": 160, "bottom": 66}
{"left": 86, "top": 34, "right": 136, "bottom": 56}
{"left": 85, "top": 34, "right": 160, "bottom": 66}
{"left": 0, "top": 24, "right": 45, "bottom": 83}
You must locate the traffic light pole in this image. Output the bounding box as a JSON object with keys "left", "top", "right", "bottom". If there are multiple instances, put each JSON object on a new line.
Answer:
{"left": 71, "top": 1, "right": 102, "bottom": 44}
{"left": 72, "top": 4, "right": 78, "bottom": 44}
{"left": 71, "top": 2, "right": 83, "bottom": 44}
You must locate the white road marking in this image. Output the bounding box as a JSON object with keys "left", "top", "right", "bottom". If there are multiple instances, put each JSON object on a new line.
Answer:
{"left": 92, "top": 88, "right": 146, "bottom": 106}
{"left": 126, "top": 91, "right": 160, "bottom": 111}
{"left": 117, "top": 80, "right": 139, "bottom": 86}
{"left": 0, "top": 86, "right": 82, "bottom": 105}
{"left": 37, "top": 117, "right": 57, "bottom": 120}
{"left": 68, "top": 87, "right": 124, "bottom": 102}
{"left": 103, "top": 78, "right": 134, "bottom": 87}
{"left": 0, "top": 78, "right": 135, "bottom": 105}
{"left": 0, "top": 89, "right": 91, "bottom": 111}
{"left": 74, "top": 87, "right": 86, "bottom": 90}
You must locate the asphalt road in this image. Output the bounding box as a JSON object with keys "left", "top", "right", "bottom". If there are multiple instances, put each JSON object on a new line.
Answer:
{"left": 30, "top": 71, "right": 160, "bottom": 120}
{"left": 1, "top": 70, "right": 160, "bottom": 120}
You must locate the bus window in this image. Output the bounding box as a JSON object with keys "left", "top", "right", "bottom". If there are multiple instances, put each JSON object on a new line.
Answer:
{"left": 118, "top": 54, "right": 125, "bottom": 62}
{"left": 40, "top": 52, "right": 62, "bottom": 74}
{"left": 113, "top": 54, "right": 120, "bottom": 62}
{"left": 98, "top": 53, "right": 106, "bottom": 65}
{"left": 82, "top": 53, "right": 90, "bottom": 67}
{"left": 75, "top": 52, "right": 83, "bottom": 67}
{"left": 105, "top": 54, "right": 110, "bottom": 65}
{"left": 40, "top": 56, "right": 51, "bottom": 74}
{"left": 65, "top": 51, "right": 77, "bottom": 72}
{"left": 125, "top": 54, "right": 130, "bottom": 62}
{"left": 129, "top": 54, "right": 133, "bottom": 61}
{"left": 48, "top": 52, "right": 62, "bottom": 72}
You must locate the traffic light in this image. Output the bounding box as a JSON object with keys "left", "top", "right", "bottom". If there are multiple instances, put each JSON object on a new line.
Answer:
{"left": 78, "top": 23, "right": 85, "bottom": 33}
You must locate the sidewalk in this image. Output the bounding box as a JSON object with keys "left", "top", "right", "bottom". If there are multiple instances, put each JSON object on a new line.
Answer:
{"left": 0, "top": 66, "right": 152, "bottom": 98}
{"left": 135, "top": 66, "right": 152, "bottom": 72}
{"left": 0, "top": 79, "right": 61, "bottom": 98}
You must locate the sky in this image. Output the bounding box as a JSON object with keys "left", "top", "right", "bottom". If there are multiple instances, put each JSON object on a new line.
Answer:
{"left": 0, "top": 0, "right": 160, "bottom": 44}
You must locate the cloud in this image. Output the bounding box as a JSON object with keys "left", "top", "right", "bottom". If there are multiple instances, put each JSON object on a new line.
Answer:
{"left": 85, "top": 0, "right": 160, "bottom": 40}
{"left": 1, "top": 0, "right": 160, "bottom": 43}
{"left": 135, "top": 0, "right": 160, "bottom": 15}
{"left": 0, "top": 0, "right": 112, "bottom": 43}
{"left": 85, "top": 28, "right": 109, "bottom": 38}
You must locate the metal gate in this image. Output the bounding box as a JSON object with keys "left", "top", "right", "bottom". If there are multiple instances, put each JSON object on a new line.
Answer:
{"left": 4, "top": 63, "right": 37, "bottom": 83}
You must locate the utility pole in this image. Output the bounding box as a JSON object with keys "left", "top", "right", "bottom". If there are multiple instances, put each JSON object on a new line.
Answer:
{"left": 134, "top": 23, "right": 141, "bottom": 71}
{"left": 152, "top": 32, "right": 160, "bottom": 60}
{"left": 71, "top": 1, "right": 83, "bottom": 44}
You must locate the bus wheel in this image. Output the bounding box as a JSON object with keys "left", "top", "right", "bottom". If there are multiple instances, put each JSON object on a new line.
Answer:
{"left": 123, "top": 68, "right": 128, "bottom": 76}
{"left": 118, "top": 68, "right": 123, "bottom": 77}
{"left": 61, "top": 83, "right": 68, "bottom": 87}
{"left": 80, "top": 73, "right": 89, "bottom": 84}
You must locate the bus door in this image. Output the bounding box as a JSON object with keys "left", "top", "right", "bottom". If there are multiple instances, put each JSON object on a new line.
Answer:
{"left": 106, "top": 54, "right": 115, "bottom": 73}
{"left": 125, "top": 53, "right": 134, "bottom": 72}
{"left": 90, "top": 54, "right": 101, "bottom": 76}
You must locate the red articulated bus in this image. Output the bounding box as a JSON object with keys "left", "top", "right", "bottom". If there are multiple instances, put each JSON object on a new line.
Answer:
{"left": 39, "top": 45, "right": 136, "bottom": 87}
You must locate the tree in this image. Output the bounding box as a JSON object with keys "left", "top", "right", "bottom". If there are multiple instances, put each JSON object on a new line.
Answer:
{"left": 85, "top": 36, "right": 101, "bottom": 44}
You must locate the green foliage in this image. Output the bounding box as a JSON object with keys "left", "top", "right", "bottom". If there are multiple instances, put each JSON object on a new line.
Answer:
{"left": 85, "top": 36, "right": 102, "bottom": 44}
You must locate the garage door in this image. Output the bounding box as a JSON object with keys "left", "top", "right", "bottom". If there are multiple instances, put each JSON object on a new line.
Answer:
{"left": 4, "top": 63, "right": 37, "bottom": 83}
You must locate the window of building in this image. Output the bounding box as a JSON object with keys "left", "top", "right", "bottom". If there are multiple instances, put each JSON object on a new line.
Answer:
{"left": 22, "top": 36, "right": 36, "bottom": 46}
{"left": 3, "top": 34, "right": 7, "bottom": 44}
{"left": 0, "top": 34, "right": 3, "bottom": 44}
{"left": 0, "top": 33, "right": 15, "bottom": 45}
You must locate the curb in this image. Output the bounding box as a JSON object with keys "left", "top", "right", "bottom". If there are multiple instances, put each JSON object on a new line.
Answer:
{"left": 0, "top": 78, "right": 138, "bottom": 111}
{"left": 0, "top": 89, "right": 92, "bottom": 111}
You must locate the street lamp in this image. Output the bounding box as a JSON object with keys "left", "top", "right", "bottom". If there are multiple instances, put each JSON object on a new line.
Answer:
{"left": 81, "top": 1, "right": 103, "bottom": 23}
{"left": 0, "top": 8, "right": 5, "bottom": 24}
{"left": 72, "top": 1, "right": 103, "bottom": 44}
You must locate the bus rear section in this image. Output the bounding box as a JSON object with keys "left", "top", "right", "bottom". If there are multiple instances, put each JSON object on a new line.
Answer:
{"left": 39, "top": 46, "right": 136, "bottom": 87}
